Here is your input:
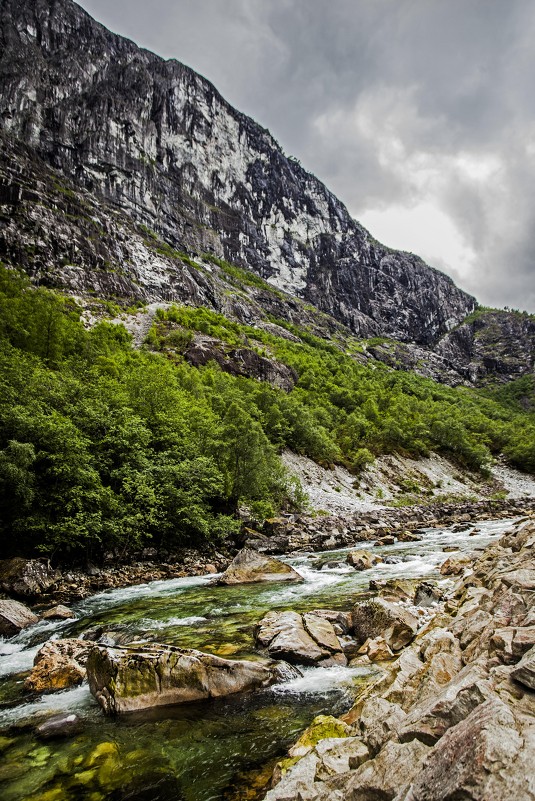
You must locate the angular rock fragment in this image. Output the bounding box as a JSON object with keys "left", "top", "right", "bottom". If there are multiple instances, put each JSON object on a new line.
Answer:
{"left": 352, "top": 598, "right": 419, "bottom": 651}
{"left": 24, "top": 638, "right": 91, "bottom": 693}
{"left": 0, "top": 599, "right": 38, "bottom": 637}
{"left": 510, "top": 644, "right": 535, "bottom": 690}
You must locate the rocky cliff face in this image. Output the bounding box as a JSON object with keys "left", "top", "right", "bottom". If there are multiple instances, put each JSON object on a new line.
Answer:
{"left": 0, "top": 0, "right": 476, "bottom": 346}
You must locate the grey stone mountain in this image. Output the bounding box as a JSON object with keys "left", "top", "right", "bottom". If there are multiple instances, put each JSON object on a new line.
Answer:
{"left": 0, "top": 0, "right": 533, "bottom": 388}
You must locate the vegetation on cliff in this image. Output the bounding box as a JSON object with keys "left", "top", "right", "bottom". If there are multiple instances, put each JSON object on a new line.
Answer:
{"left": 0, "top": 266, "right": 533, "bottom": 559}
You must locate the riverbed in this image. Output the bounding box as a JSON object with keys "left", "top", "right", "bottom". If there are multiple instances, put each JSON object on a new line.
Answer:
{"left": 0, "top": 517, "right": 518, "bottom": 801}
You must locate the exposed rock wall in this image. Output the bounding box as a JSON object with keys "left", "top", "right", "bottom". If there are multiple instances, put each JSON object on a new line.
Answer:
{"left": 0, "top": 0, "right": 475, "bottom": 346}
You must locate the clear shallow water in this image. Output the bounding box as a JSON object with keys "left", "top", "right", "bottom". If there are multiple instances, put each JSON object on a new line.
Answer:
{"left": 0, "top": 517, "right": 517, "bottom": 801}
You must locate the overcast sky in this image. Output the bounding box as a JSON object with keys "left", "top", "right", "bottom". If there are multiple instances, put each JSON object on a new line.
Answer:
{"left": 78, "top": 0, "right": 535, "bottom": 312}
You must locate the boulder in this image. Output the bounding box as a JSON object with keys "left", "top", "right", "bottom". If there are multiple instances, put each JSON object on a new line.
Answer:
{"left": 302, "top": 613, "right": 342, "bottom": 653}
{"left": 414, "top": 581, "right": 444, "bottom": 607}
{"left": 255, "top": 611, "right": 330, "bottom": 665}
{"left": 24, "top": 638, "right": 91, "bottom": 693}
{"left": 440, "top": 555, "right": 471, "bottom": 576}
{"left": 41, "top": 605, "right": 76, "bottom": 620}
{"left": 309, "top": 609, "right": 352, "bottom": 634}
{"left": 510, "top": 644, "right": 535, "bottom": 689}
{"left": 370, "top": 578, "right": 417, "bottom": 603}
{"left": 344, "top": 739, "right": 430, "bottom": 800}
{"left": 401, "top": 698, "right": 524, "bottom": 801}
{"left": 87, "top": 643, "right": 300, "bottom": 714}
{"left": 352, "top": 598, "right": 419, "bottom": 651}
{"left": 0, "top": 599, "right": 38, "bottom": 637}
{"left": 346, "top": 550, "right": 382, "bottom": 571}
{"left": 0, "top": 558, "right": 58, "bottom": 598}
{"left": 214, "top": 548, "right": 303, "bottom": 585}
{"left": 397, "top": 530, "right": 423, "bottom": 542}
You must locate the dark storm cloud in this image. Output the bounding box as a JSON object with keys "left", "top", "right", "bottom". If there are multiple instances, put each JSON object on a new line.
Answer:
{"left": 78, "top": 0, "right": 535, "bottom": 311}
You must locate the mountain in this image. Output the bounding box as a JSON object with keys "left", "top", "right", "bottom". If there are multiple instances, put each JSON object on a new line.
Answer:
{"left": 0, "top": 0, "right": 534, "bottom": 391}
{"left": 0, "top": 0, "right": 476, "bottom": 345}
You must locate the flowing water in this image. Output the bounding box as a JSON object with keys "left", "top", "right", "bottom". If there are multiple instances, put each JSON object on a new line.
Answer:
{"left": 0, "top": 517, "right": 517, "bottom": 801}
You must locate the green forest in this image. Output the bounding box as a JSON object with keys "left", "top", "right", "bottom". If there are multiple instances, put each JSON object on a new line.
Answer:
{"left": 0, "top": 265, "right": 533, "bottom": 561}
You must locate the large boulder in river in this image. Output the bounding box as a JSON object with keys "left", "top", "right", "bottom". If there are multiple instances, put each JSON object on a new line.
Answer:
{"left": 256, "top": 611, "right": 346, "bottom": 666}
{"left": 214, "top": 548, "right": 303, "bottom": 585}
{"left": 0, "top": 599, "right": 38, "bottom": 636}
{"left": 352, "top": 598, "right": 419, "bottom": 651}
{"left": 347, "top": 550, "right": 382, "bottom": 571}
{"left": 0, "top": 558, "right": 58, "bottom": 599}
{"left": 24, "top": 638, "right": 92, "bottom": 693}
{"left": 87, "top": 643, "right": 300, "bottom": 714}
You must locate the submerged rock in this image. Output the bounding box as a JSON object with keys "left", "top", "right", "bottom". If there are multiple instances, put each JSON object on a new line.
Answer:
{"left": 214, "top": 548, "right": 303, "bottom": 585}
{"left": 24, "top": 639, "right": 91, "bottom": 693}
{"left": 87, "top": 643, "right": 300, "bottom": 714}
{"left": 0, "top": 599, "right": 38, "bottom": 637}
{"left": 35, "top": 712, "right": 83, "bottom": 740}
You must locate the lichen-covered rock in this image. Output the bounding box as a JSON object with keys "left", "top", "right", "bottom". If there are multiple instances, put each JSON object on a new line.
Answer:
{"left": 0, "top": 599, "right": 38, "bottom": 637}
{"left": 352, "top": 598, "right": 419, "bottom": 651}
{"left": 214, "top": 548, "right": 303, "bottom": 585}
{"left": 87, "top": 643, "right": 300, "bottom": 714}
{"left": 0, "top": 558, "right": 58, "bottom": 599}
{"left": 24, "top": 639, "right": 91, "bottom": 693}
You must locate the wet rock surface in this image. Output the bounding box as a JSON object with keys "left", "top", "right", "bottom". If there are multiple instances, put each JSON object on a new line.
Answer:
{"left": 87, "top": 643, "right": 300, "bottom": 714}
{"left": 264, "top": 517, "right": 535, "bottom": 801}
{"left": 24, "top": 639, "right": 92, "bottom": 694}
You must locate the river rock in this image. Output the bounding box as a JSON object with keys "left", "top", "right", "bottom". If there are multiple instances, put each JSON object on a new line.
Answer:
{"left": 0, "top": 599, "right": 38, "bottom": 637}
{"left": 440, "top": 554, "right": 471, "bottom": 575}
{"left": 303, "top": 613, "right": 343, "bottom": 653}
{"left": 214, "top": 548, "right": 303, "bottom": 585}
{"left": 346, "top": 550, "right": 382, "bottom": 571}
{"left": 35, "top": 712, "right": 83, "bottom": 740}
{"left": 397, "top": 530, "right": 422, "bottom": 542}
{"left": 352, "top": 598, "right": 419, "bottom": 651}
{"left": 0, "top": 558, "right": 58, "bottom": 598}
{"left": 510, "top": 644, "right": 535, "bottom": 689}
{"left": 41, "top": 605, "right": 76, "bottom": 620}
{"left": 255, "top": 611, "right": 330, "bottom": 665}
{"left": 87, "top": 643, "right": 300, "bottom": 714}
{"left": 370, "top": 578, "right": 417, "bottom": 603}
{"left": 414, "top": 581, "right": 444, "bottom": 607}
{"left": 24, "top": 639, "right": 91, "bottom": 693}
{"left": 309, "top": 609, "right": 352, "bottom": 634}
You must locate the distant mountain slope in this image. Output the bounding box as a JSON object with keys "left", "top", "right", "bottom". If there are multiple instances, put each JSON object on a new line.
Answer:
{"left": 0, "top": 0, "right": 475, "bottom": 346}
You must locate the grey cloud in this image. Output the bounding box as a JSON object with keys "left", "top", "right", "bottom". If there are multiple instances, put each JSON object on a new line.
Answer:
{"left": 78, "top": 0, "right": 535, "bottom": 311}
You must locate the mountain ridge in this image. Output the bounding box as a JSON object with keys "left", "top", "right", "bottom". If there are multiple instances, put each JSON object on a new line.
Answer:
{"left": 0, "top": 0, "right": 476, "bottom": 347}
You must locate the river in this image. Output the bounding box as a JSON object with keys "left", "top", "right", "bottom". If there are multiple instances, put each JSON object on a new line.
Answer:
{"left": 0, "top": 517, "right": 517, "bottom": 801}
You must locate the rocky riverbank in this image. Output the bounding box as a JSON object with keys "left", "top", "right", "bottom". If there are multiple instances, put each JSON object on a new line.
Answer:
{"left": 1, "top": 496, "right": 532, "bottom": 611}
{"left": 262, "top": 515, "right": 535, "bottom": 801}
